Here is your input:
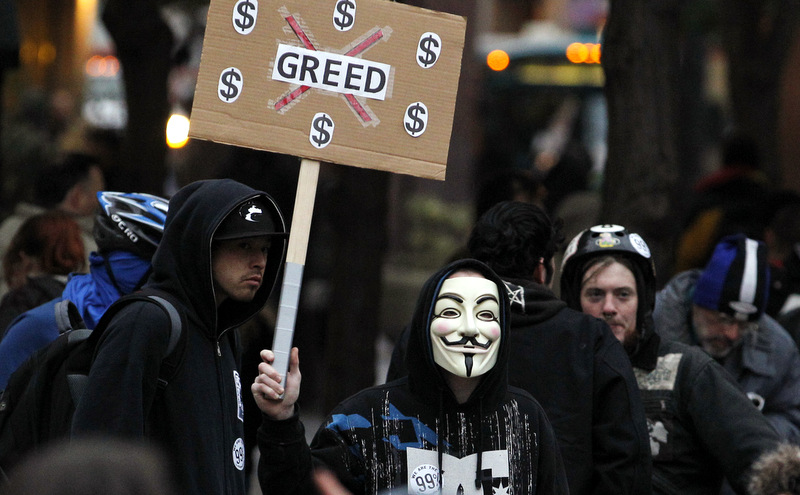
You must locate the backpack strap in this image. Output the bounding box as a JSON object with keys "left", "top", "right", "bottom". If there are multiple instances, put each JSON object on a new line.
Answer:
{"left": 143, "top": 294, "right": 184, "bottom": 389}
{"left": 80, "top": 289, "right": 186, "bottom": 397}
{"left": 54, "top": 300, "right": 86, "bottom": 335}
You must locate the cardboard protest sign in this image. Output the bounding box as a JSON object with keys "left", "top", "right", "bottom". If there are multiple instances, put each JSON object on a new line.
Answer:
{"left": 189, "top": 0, "right": 467, "bottom": 180}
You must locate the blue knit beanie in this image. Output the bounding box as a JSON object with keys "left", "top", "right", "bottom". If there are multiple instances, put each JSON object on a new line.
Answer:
{"left": 692, "top": 234, "right": 770, "bottom": 322}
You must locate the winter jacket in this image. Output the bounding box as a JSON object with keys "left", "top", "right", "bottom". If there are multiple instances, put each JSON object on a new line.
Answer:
{"left": 654, "top": 269, "right": 800, "bottom": 443}
{"left": 72, "top": 179, "right": 287, "bottom": 495}
{"left": 636, "top": 338, "right": 779, "bottom": 494}
{"left": 257, "top": 259, "right": 569, "bottom": 494}
{"left": 387, "top": 278, "right": 652, "bottom": 495}
{"left": 0, "top": 251, "right": 152, "bottom": 390}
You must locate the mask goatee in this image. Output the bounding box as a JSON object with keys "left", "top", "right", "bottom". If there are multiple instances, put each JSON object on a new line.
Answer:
{"left": 464, "top": 354, "right": 473, "bottom": 377}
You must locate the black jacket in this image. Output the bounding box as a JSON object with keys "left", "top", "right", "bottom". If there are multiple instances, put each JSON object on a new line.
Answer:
{"left": 637, "top": 339, "right": 780, "bottom": 494}
{"left": 388, "top": 278, "right": 652, "bottom": 495}
{"left": 258, "top": 259, "right": 569, "bottom": 494}
{"left": 73, "top": 179, "right": 287, "bottom": 495}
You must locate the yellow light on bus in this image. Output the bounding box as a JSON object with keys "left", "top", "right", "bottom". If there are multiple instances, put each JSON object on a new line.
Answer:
{"left": 588, "top": 43, "right": 601, "bottom": 63}
{"left": 566, "top": 42, "right": 602, "bottom": 64}
{"left": 166, "top": 114, "right": 190, "bottom": 149}
{"left": 487, "top": 49, "right": 510, "bottom": 71}
{"left": 566, "top": 43, "right": 589, "bottom": 63}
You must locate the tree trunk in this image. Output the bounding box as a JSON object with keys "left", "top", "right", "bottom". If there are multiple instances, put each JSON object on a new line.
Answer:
{"left": 101, "top": 0, "right": 172, "bottom": 194}
{"left": 323, "top": 167, "right": 389, "bottom": 411}
{"left": 602, "top": 0, "right": 683, "bottom": 280}
{"left": 721, "top": 0, "right": 799, "bottom": 184}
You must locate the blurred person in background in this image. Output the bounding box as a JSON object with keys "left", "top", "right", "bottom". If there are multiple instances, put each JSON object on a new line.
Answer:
{"left": 654, "top": 234, "right": 800, "bottom": 444}
{"left": 0, "top": 191, "right": 167, "bottom": 391}
{"left": 0, "top": 153, "right": 105, "bottom": 296}
{"left": 761, "top": 193, "right": 800, "bottom": 347}
{"left": 0, "top": 211, "right": 85, "bottom": 334}
{"left": 673, "top": 131, "right": 772, "bottom": 275}
{"left": 0, "top": 437, "right": 177, "bottom": 494}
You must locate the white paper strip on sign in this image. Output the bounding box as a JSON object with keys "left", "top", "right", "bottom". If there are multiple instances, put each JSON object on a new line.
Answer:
{"left": 271, "top": 44, "right": 391, "bottom": 100}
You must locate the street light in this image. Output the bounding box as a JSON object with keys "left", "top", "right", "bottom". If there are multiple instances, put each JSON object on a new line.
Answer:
{"left": 166, "top": 113, "right": 190, "bottom": 149}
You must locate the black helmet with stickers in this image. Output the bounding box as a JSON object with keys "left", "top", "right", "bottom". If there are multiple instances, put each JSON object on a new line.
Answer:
{"left": 560, "top": 225, "right": 659, "bottom": 366}
{"left": 93, "top": 191, "right": 169, "bottom": 259}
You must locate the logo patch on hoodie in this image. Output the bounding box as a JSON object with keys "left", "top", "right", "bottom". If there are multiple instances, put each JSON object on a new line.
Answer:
{"left": 233, "top": 437, "right": 245, "bottom": 471}
{"left": 406, "top": 448, "right": 509, "bottom": 494}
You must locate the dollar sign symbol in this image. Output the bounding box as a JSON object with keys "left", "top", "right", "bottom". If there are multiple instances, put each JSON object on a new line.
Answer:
{"left": 405, "top": 103, "right": 427, "bottom": 137}
{"left": 219, "top": 68, "right": 241, "bottom": 102}
{"left": 310, "top": 113, "right": 334, "bottom": 148}
{"left": 418, "top": 35, "right": 439, "bottom": 68}
{"left": 333, "top": 0, "right": 355, "bottom": 31}
{"left": 235, "top": 0, "right": 256, "bottom": 32}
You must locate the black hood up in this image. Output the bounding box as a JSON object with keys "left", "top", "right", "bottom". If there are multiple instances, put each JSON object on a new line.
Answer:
{"left": 147, "top": 179, "right": 287, "bottom": 337}
{"left": 405, "top": 258, "right": 511, "bottom": 408}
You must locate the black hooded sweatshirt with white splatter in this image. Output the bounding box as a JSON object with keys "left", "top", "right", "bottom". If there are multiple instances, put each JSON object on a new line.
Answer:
{"left": 257, "top": 258, "right": 568, "bottom": 495}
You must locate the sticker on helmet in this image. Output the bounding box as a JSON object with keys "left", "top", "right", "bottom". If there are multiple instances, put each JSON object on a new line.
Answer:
{"left": 629, "top": 233, "right": 651, "bottom": 258}
{"left": 590, "top": 224, "right": 624, "bottom": 233}
{"left": 563, "top": 233, "right": 581, "bottom": 263}
{"left": 595, "top": 232, "right": 620, "bottom": 248}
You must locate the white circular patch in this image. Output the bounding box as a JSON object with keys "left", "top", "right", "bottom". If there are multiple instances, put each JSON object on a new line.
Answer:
{"left": 628, "top": 233, "right": 651, "bottom": 258}
{"left": 409, "top": 464, "right": 439, "bottom": 494}
{"left": 232, "top": 437, "right": 245, "bottom": 471}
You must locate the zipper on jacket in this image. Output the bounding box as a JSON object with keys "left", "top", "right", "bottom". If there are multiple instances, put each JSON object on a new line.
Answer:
{"left": 216, "top": 340, "right": 222, "bottom": 357}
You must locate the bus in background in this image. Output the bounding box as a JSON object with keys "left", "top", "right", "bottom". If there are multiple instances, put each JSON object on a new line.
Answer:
{"left": 474, "top": 21, "right": 607, "bottom": 194}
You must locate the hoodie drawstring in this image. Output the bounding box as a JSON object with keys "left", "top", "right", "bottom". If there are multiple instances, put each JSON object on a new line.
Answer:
{"left": 475, "top": 399, "right": 484, "bottom": 490}
{"left": 437, "top": 391, "right": 444, "bottom": 492}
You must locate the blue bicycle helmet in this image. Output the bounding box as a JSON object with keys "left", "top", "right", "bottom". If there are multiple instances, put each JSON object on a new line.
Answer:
{"left": 93, "top": 191, "right": 169, "bottom": 259}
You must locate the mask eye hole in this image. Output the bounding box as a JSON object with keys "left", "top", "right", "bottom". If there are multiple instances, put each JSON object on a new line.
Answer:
{"left": 438, "top": 308, "right": 460, "bottom": 319}
{"left": 476, "top": 310, "right": 496, "bottom": 322}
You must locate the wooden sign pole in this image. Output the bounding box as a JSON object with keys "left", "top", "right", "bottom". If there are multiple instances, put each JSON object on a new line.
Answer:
{"left": 271, "top": 158, "right": 320, "bottom": 383}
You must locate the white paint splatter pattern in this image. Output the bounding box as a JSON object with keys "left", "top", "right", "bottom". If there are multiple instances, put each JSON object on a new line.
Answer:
{"left": 325, "top": 396, "right": 538, "bottom": 494}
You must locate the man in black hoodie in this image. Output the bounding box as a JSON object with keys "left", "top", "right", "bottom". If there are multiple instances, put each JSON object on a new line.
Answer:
{"left": 253, "top": 258, "right": 568, "bottom": 494}
{"left": 387, "top": 201, "right": 651, "bottom": 494}
{"left": 72, "top": 179, "right": 288, "bottom": 495}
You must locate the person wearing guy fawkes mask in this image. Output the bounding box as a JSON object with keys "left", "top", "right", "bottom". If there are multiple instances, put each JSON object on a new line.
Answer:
{"left": 654, "top": 234, "right": 800, "bottom": 444}
{"left": 253, "top": 258, "right": 568, "bottom": 495}
{"left": 561, "top": 225, "right": 780, "bottom": 495}
{"left": 389, "top": 201, "right": 652, "bottom": 495}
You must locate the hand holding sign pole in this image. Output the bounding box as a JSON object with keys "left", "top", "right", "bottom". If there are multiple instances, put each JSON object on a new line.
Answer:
{"left": 189, "top": 0, "right": 466, "bottom": 384}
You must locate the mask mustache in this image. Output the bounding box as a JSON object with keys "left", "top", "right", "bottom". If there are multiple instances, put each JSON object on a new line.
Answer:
{"left": 440, "top": 335, "right": 491, "bottom": 349}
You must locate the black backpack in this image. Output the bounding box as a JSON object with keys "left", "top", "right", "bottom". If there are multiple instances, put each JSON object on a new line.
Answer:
{"left": 0, "top": 288, "right": 185, "bottom": 480}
